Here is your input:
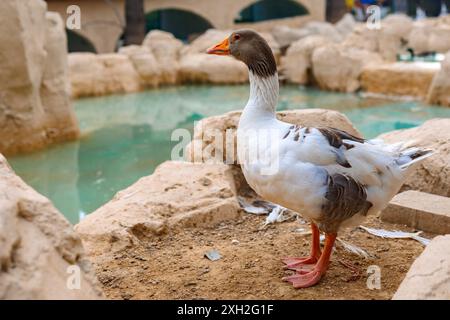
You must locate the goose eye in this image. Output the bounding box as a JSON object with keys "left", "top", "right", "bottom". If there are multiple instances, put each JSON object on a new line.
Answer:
{"left": 233, "top": 34, "right": 241, "bottom": 41}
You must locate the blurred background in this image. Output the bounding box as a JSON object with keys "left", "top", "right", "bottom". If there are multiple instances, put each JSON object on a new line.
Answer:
{"left": 45, "top": 0, "right": 450, "bottom": 53}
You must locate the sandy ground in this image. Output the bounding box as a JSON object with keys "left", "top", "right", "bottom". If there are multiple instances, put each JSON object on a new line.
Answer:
{"left": 92, "top": 214, "right": 430, "bottom": 300}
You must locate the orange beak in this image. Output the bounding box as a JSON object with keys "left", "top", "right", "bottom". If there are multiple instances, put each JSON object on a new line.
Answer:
{"left": 206, "top": 37, "right": 230, "bottom": 55}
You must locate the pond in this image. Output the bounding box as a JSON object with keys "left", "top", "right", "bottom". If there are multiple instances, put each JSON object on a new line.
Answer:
{"left": 8, "top": 85, "right": 450, "bottom": 224}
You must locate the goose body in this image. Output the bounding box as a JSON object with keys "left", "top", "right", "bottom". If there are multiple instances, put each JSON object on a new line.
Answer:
{"left": 207, "top": 30, "right": 433, "bottom": 288}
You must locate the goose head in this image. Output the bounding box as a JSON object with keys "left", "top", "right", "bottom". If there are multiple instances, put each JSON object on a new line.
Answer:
{"left": 206, "top": 30, "right": 277, "bottom": 78}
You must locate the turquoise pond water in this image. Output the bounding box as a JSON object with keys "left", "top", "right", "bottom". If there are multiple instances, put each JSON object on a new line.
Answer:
{"left": 8, "top": 85, "right": 450, "bottom": 224}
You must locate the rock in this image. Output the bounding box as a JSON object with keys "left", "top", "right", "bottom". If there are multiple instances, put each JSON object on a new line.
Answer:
{"left": 361, "top": 62, "right": 440, "bottom": 98}
{"left": 272, "top": 21, "right": 343, "bottom": 51}
{"left": 378, "top": 119, "right": 450, "bottom": 197}
{"left": 271, "top": 25, "right": 311, "bottom": 50}
{"left": 186, "top": 109, "right": 361, "bottom": 163}
{"left": 179, "top": 54, "right": 248, "bottom": 84}
{"left": 408, "top": 17, "right": 450, "bottom": 54}
{"left": 382, "top": 14, "right": 414, "bottom": 39}
{"left": 68, "top": 53, "right": 141, "bottom": 98}
{"left": 378, "top": 15, "right": 413, "bottom": 61}
{"left": 75, "top": 161, "right": 243, "bottom": 256}
{"left": 280, "top": 35, "right": 328, "bottom": 84}
{"left": 427, "top": 52, "right": 450, "bottom": 107}
{"left": 97, "top": 54, "right": 142, "bottom": 94}
{"left": 312, "top": 44, "right": 382, "bottom": 92}
{"left": 142, "top": 30, "right": 184, "bottom": 85}
{"left": 343, "top": 15, "right": 413, "bottom": 62}
{"left": 0, "top": 0, "right": 79, "bottom": 156}
{"left": 68, "top": 53, "right": 103, "bottom": 97}
{"left": 380, "top": 191, "right": 450, "bottom": 235}
{"left": 181, "top": 29, "right": 229, "bottom": 55}
{"left": 118, "top": 45, "right": 161, "bottom": 88}
{"left": 335, "top": 13, "right": 357, "bottom": 37}
{"left": 342, "top": 24, "right": 380, "bottom": 53}
{"left": 393, "top": 235, "right": 450, "bottom": 299}
{"left": 303, "top": 21, "right": 344, "bottom": 43}
{"left": 0, "top": 154, "right": 103, "bottom": 299}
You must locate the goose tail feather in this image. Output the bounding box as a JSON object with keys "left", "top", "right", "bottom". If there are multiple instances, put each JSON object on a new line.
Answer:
{"left": 397, "top": 148, "right": 434, "bottom": 170}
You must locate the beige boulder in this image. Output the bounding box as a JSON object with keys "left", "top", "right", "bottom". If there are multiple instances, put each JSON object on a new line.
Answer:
{"left": 382, "top": 14, "right": 414, "bottom": 39}
{"left": 181, "top": 29, "right": 229, "bottom": 55}
{"left": 68, "top": 53, "right": 141, "bottom": 98}
{"left": 0, "top": 0, "right": 79, "bottom": 156}
{"left": 118, "top": 45, "right": 161, "bottom": 88}
{"left": 393, "top": 235, "right": 450, "bottom": 300}
{"left": 312, "top": 44, "right": 382, "bottom": 92}
{"left": 427, "top": 52, "right": 450, "bottom": 107}
{"left": 303, "top": 21, "right": 344, "bottom": 43}
{"left": 271, "top": 25, "right": 312, "bottom": 50}
{"left": 335, "top": 13, "right": 357, "bottom": 37}
{"left": 143, "top": 30, "right": 184, "bottom": 85}
{"left": 179, "top": 54, "right": 248, "bottom": 84}
{"left": 0, "top": 154, "right": 103, "bottom": 299}
{"left": 281, "top": 35, "right": 328, "bottom": 84}
{"left": 343, "top": 24, "right": 380, "bottom": 53}
{"left": 380, "top": 190, "right": 450, "bottom": 235}
{"left": 186, "top": 109, "right": 361, "bottom": 164}
{"left": 408, "top": 17, "right": 450, "bottom": 54}
{"left": 75, "top": 161, "right": 243, "bottom": 256}
{"left": 378, "top": 119, "right": 450, "bottom": 197}
{"left": 343, "top": 15, "right": 413, "bottom": 62}
{"left": 379, "top": 14, "right": 414, "bottom": 61}
{"left": 272, "top": 18, "right": 347, "bottom": 51}
{"left": 361, "top": 62, "right": 439, "bottom": 98}
{"left": 68, "top": 53, "right": 103, "bottom": 97}
{"left": 97, "top": 54, "right": 142, "bottom": 94}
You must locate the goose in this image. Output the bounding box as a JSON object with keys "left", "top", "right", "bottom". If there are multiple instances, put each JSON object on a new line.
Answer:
{"left": 206, "top": 30, "right": 433, "bottom": 289}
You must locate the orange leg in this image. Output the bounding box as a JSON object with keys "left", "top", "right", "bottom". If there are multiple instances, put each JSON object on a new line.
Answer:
{"left": 283, "top": 233, "right": 337, "bottom": 289}
{"left": 282, "top": 223, "right": 322, "bottom": 271}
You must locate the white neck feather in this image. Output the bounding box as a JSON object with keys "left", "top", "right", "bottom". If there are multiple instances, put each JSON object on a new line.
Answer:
{"left": 241, "top": 72, "right": 279, "bottom": 125}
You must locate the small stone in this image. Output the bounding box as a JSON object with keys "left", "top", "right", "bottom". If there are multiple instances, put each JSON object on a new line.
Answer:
{"left": 231, "top": 239, "right": 240, "bottom": 245}
{"left": 394, "top": 235, "right": 450, "bottom": 299}
{"left": 380, "top": 190, "right": 450, "bottom": 235}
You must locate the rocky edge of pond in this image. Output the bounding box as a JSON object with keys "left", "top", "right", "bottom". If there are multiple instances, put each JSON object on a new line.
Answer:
{"left": 67, "top": 14, "right": 450, "bottom": 109}
{"left": 0, "top": 0, "right": 79, "bottom": 156}
{"left": 0, "top": 154, "right": 104, "bottom": 299}
{"left": 2, "top": 108, "right": 448, "bottom": 299}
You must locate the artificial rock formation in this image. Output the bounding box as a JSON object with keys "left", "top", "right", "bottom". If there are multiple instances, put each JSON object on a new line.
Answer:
{"left": 0, "top": 0, "right": 79, "bottom": 156}
{"left": 381, "top": 190, "right": 450, "bottom": 235}
{"left": 379, "top": 119, "right": 450, "bottom": 197}
{"left": 281, "top": 35, "right": 328, "bottom": 84}
{"left": 312, "top": 44, "right": 382, "bottom": 92}
{"left": 272, "top": 19, "right": 345, "bottom": 51}
{"left": 408, "top": 16, "right": 450, "bottom": 55}
{"left": 343, "top": 14, "right": 414, "bottom": 62}
{"left": 186, "top": 109, "right": 361, "bottom": 164}
{"left": 179, "top": 54, "right": 248, "bottom": 84}
{"left": 75, "top": 161, "right": 243, "bottom": 257}
{"left": 68, "top": 53, "right": 142, "bottom": 98}
{"left": 0, "top": 154, "right": 103, "bottom": 299}
{"left": 142, "top": 30, "right": 184, "bottom": 85}
{"left": 118, "top": 45, "right": 161, "bottom": 88}
{"left": 427, "top": 52, "right": 450, "bottom": 107}
{"left": 361, "top": 62, "right": 439, "bottom": 98}
{"left": 394, "top": 235, "right": 450, "bottom": 299}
